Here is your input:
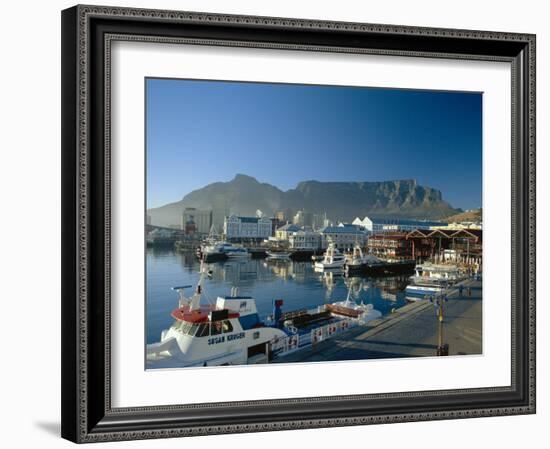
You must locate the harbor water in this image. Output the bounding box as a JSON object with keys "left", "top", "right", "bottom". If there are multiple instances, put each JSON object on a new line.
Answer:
{"left": 146, "top": 248, "right": 411, "bottom": 344}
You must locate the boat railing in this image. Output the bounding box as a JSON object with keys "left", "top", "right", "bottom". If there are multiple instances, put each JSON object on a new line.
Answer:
{"left": 271, "top": 317, "right": 360, "bottom": 359}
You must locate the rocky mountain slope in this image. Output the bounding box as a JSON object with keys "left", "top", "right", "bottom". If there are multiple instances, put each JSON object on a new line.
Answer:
{"left": 148, "top": 174, "right": 460, "bottom": 227}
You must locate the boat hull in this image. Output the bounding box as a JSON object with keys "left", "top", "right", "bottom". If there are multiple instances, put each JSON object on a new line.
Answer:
{"left": 201, "top": 252, "right": 228, "bottom": 262}
{"left": 314, "top": 260, "right": 346, "bottom": 269}
{"left": 346, "top": 260, "right": 415, "bottom": 276}
{"left": 405, "top": 284, "right": 444, "bottom": 297}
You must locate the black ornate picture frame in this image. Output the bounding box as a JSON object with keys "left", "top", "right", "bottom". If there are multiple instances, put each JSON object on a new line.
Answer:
{"left": 61, "top": 4, "right": 536, "bottom": 443}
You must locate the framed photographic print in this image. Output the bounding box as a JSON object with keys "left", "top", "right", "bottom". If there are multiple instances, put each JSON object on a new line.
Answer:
{"left": 61, "top": 4, "right": 536, "bottom": 443}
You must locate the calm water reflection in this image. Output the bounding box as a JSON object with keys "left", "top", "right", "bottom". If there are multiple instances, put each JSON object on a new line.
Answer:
{"left": 146, "top": 248, "right": 411, "bottom": 344}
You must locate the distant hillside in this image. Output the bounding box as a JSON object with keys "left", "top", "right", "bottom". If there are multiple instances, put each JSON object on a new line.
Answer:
{"left": 148, "top": 174, "right": 461, "bottom": 227}
{"left": 442, "top": 208, "right": 482, "bottom": 223}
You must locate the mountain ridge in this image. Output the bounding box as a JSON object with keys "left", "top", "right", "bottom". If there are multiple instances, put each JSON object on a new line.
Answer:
{"left": 148, "top": 174, "right": 461, "bottom": 227}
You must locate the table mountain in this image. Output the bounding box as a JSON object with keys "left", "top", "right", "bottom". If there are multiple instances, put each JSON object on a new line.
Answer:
{"left": 148, "top": 174, "right": 460, "bottom": 227}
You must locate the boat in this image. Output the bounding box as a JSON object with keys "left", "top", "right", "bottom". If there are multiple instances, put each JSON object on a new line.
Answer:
{"left": 345, "top": 245, "right": 415, "bottom": 275}
{"left": 329, "top": 284, "right": 383, "bottom": 319}
{"left": 224, "top": 246, "right": 250, "bottom": 258}
{"left": 266, "top": 250, "right": 292, "bottom": 260}
{"left": 199, "top": 242, "right": 250, "bottom": 261}
{"left": 345, "top": 246, "right": 383, "bottom": 271}
{"left": 146, "top": 263, "right": 382, "bottom": 368}
{"left": 405, "top": 263, "right": 463, "bottom": 298}
{"left": 314, "top": 244, "right": 346, "bottom": 270}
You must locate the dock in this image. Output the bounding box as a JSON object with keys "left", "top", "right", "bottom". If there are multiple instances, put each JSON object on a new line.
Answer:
{"left": 273, "top": 278, "right": 482, "bottom": 362}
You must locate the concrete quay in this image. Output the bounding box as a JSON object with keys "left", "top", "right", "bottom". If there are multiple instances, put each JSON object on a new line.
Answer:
{"left": 273, "top": 278, "right": 482, "bottom": 363}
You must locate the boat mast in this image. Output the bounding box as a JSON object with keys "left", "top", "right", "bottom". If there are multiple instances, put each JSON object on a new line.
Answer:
{"left": 189, "top": 261, "right": 207, "bottom": 310}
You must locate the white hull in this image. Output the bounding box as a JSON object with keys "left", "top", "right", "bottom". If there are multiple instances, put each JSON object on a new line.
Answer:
{"left": 314, "top": 260, "right": 346, "bottom": 269}
{"left": 405, "top": 284, "right": 444, "bottom": 296}
{"left": 266, "top": 252, "right": 291, "bottom": 259}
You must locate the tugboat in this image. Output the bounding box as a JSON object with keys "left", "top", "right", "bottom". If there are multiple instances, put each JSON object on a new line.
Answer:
{"left": 146, "top": 263, "right": 382, "bottom": 368}
{"left": 314, "top": 244, "right": 346, "bottom": 270}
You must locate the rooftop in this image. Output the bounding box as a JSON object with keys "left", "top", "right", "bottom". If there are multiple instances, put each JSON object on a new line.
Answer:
{"left": 321, "top": 226, "right": 366, "bottom": 234}
{"left": 277, "top": 223, "right": 302, "bottom": 232}
{"left": 228, "top": 216, "right": 272, "bottom": 223}
{"left": 357, "top": 216, "right": 444, "bottom": 227}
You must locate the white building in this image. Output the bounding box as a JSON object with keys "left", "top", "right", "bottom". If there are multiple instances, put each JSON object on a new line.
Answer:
{"left": 320, "top": 224, "right": 367, "bottom": 250}
{"left": 288, "top": 230, "right": 323, "bottom": 250}
{"left": 275, "top": 223, "right": 302, "bottom": 241}
{"left": 224, "top": 215, "right": 273, "bottom": 240}
{"left": 352, "top": 216, "right": 443, "bottom": 233}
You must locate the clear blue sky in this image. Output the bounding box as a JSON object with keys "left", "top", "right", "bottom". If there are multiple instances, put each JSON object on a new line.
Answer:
{"left": 146, "top": 78, "right": 482, "bottom": 210}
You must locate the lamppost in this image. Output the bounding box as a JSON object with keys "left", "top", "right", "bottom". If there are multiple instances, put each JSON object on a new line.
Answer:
{"left": 430, "top": 287, "right": 449, "bottom": 356}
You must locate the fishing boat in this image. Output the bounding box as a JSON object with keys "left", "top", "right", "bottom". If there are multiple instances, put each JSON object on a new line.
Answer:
{"left": 314, "top": 244, "right": 346, "bottom": 270}
{"left": 146, "top": 263, "right": 382, "bottom": 368}
{"left": 405, "top": 263, "right": 462, "bottom": 298}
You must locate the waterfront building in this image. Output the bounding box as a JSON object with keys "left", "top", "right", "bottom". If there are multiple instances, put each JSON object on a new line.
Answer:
{"left": 430, "top": 221, "right": 482, "bottom": 230}
{"left": 288, "top": 229, "right": 323, "bottom": 250}
{"left": 224, "top": 215, "right": 273, "bottom": 241}
{"left": 367, "top": 233, "right": 413, "bottom": 260}
{"left": 366, "top": 228, "right": 483, "bottom": 263}
{"left": 352, "top": 216, "right": 444, "bottom": 233}
{"left": 181, "top": 207, "right": 212, "bottom": 234}
{"left": 320, "top": 224, "right": 367, "bottom": 250}
{"left": 405, "top": 228, "right": 482, "bottom": 264}
{"left": 271, "top": 218, "right": 284, "bottom": 236}
{"left": 275, "top": 223, "right": 302, "bottom": 240}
